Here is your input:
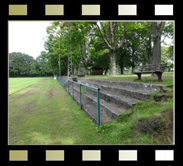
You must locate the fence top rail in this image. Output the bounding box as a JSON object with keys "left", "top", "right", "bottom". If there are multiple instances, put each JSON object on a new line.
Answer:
{"left": 68, "top": 79, "right": 99, "bottom": 90}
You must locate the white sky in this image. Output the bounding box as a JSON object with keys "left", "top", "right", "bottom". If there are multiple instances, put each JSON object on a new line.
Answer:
{"left": 9, "top": 21, "right": 52, "bottom": 59}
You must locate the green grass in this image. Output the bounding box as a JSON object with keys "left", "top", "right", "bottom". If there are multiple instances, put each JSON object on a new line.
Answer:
{"left": 9, "top": 77, "right": 46, "bottom": 95}
{"left": 9, "top": 76, "right": 173, "bottom": 145}
{"left": 84, "top": 72, "right": 174, "bottom": 86}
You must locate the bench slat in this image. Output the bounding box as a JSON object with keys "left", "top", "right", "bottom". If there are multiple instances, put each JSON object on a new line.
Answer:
{"left": 133, "top": 63, "right": 167, "bottom": 74}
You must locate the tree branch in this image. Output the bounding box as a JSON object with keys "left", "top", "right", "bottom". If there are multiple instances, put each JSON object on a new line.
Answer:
{"left": 101, "top": 23, "right": 110, "bottom": 45}
{"left": 110, "top": 22, "right": 115, "bottom": 49}
{"left": 96, "top": 22, "right": 112, "bottom": 50}
{"left": 159, "top": 22, "right": 166, "bottom": 36}
{"left": 161, "top": 35, "right": 167, "bottom": 43}
{"left": 118, "top": 22, "right": 127, "bottom": 49}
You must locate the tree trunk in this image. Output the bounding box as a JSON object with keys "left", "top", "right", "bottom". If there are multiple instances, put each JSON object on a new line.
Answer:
{"left": 104, "top": 69, "right": 108, "bottom": 75}
{"left": 83, "top": 64, "right": 87, "bottom": 75}
{"left": 152, "top": 35, "right": 161, "bottom": 64}
{"left": 151, "top": 22, "right": 165, "bottom": 64}
{"left": 110, "top": 50, "right": 116, "bottom": 76}
{"left": 120, "top": 66, "right": 124, "bottom": 74}
{"left": 78, "top": 63, "right": 81, "bottom": 74}
{"left": 131, "top": 65, "right": 135, "bottom": 73}
{"left": 96, "top": 22, "right": 126, "bottom": 76}
{"left": 120, "top": 62, "right": 124, "bottom": 74}
{"left": 147, "top": 42, "right": 153, "bottom": 64}
{"left": 147, "top": 34, "right": 153, "bottom": 64}
{"left": 148, "top": 51, "right": 153, "bottom": 64}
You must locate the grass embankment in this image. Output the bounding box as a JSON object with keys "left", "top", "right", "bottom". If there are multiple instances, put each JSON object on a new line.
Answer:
{"left": 9, "top": 74, "right": 173, "bottom": 145}
{"left": 85, "top": 72, "right": 173, "bottom": 86}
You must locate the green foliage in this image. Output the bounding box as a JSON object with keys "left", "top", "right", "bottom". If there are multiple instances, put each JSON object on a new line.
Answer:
{"left": 97, "top": 123, "right": 116, "bottom": 133}
{"left": 116, "top": 112, "right": 130, "bottom": 122}
{"left": 9, "top": 52, "right": 53, "bottom": 77}
{"left": 9, "top": 52, "right": 34, "bottom": 77}
{"left": 44, "top": 21, "right": 173, "bottom": 76}
{"left": 161, "top": 46, "right": 174, "bottom": 68}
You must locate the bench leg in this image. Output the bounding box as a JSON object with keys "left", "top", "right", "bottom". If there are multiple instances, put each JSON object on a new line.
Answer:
{"left": 156, "top": 72, "right": 163, "bottom": 82}
{"left": 134, "top": 73, "right": 142, "bottom": 80}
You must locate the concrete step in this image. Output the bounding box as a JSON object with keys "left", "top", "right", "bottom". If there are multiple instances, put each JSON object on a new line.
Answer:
{"left": 70, "top": 82, "right": 137, "bottom": 110}
{"left": 71, "top": 89, "right": 114, "bottom": 124}
{"left": 82, "top": 104, "right": 114, "bottom": 125}
{"left": 78, "top": 78, "right": 168, "bottom": 93}
{"left": 101, "top": 85, "right": 150, "bottom": 101}
{"left": 73, "top": 87, "right": 129, "bottom": 121}
{"left": 62, "top": 78, "right": 171, "bottom": 125}
{"left": 81, "top": 82, "right": 151, "bottom": 101}
{"left": 85, "top": 88, "right": 137, "bottom": 110}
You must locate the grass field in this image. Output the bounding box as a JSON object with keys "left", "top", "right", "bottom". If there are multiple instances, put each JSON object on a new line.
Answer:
{"left": 9, "top": 74, "right": 174, "bottom": 145}
{"left": 9, "top": 77, "right": 46, "bottom": 95}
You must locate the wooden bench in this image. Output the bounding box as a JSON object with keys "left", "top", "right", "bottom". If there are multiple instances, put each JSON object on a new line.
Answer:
{"left": 133, "top": 63, "right": 167, "bottom": 82}
{"left": 77, "top": 72, "right": 85, "bottom": 77}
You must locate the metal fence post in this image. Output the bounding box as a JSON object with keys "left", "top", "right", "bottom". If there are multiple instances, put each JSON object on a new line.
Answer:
{"left": 79, "top": 84, "right": 82, "bottom": 110}
{"left": 68, "top": 81, "right": 70, "bottom": 94}
{"left": 97, "top": 89, "right": 100, "bottom": 128}
{"left": 57, "top": 79, "right": 100, "bottom": 127}
{"left": 72, "top": 82, "right": 74, "bottom": 100}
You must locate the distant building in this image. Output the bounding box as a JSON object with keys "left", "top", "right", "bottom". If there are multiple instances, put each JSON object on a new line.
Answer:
{"left": 90, "top": 68, "right": 103, "bottom": 75}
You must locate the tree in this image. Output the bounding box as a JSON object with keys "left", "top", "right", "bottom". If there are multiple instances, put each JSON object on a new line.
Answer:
{"left": 44, "top": 21, "right": 69, "bottom": 75}
{"left": 70, "top": 22, "right": 93, "bottom": 75}
{"left": 89, "top": 37, "right": 110, "bottom": 75}
{"left": 116, "top": 22, "right": 148, "bottom": 74}
{"left": 44, "top": 21, "right": 174, "bottom": 76}
{"left": 35, "top": 51, "right": 53, "bottom": 76}
{"left": 151, "top": 22, "right": 165, "bottom": 64}
{"left": 9, "top": 52, "right": 34, "bottom": 77}
{"left": 9, "top": 52, "right": 53, "bottom": 77}
{"left": 161, "top": 46, "right": 173, "bottom": 70}
{"left": 94, "top": 22, "right": 127, "bottom": 75}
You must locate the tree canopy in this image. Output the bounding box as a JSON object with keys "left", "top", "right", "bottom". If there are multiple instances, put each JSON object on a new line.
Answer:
{"left": 9, "top": 52, "right": 53, "bottom": 77}
{"left": 9, "top": 21, "right": 174, "bottom": 77}
{"left": 44, "top": 21, "right": 173, "bottom": 76}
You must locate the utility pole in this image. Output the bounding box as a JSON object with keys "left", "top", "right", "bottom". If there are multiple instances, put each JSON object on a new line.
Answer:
{"left": 59, "top": 39, "right": 61, "bottom": 77}
{"left": 67, "top": 22, "right": 72, "bottom": 78}
{"left": 59, "top": 55, "right": 60, "bottom": 77}
{"left": 58, "top": 38, "right": 61, "bottom": 78}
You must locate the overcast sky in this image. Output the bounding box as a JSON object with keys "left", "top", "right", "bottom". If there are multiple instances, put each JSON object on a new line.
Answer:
{"left": 9, "top": 21, "right": 52, "bottom": 59}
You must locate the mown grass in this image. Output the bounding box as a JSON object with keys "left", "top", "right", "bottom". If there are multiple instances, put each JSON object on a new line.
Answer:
{"left": 9, "top": 76, "right": 174, "bottom": 145}
{"left": 9, "top": 78, "right": 103, "bottom": 145}
{"left": 9, "top": 77, "right": 45, "bottom": 95}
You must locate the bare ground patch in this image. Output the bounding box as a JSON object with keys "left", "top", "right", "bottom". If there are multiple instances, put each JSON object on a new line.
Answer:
{"left": 46, "top": 81, "right": 59, "bottom": 98}
{"left": 9, "top": 127, "right": 17, "bottom": 141}
{"left": 9, "top": 80, "right": 47, "bottom": 100}
{"left": 135, "top": 109, "right": 173, "bottom": 144}
{"left": 9, "top": 91, "right": 36, "bottom": 101}
{"left": 47, "top": 88, "right": 57, "bottom": 98}
{"left": 32, "top": 80, "right": 46, "bottom": 90}
{"left": 24, "top": 100, "right": 36, "bottom": 113}
{"left": 158, "top": 109, "right": 173, "bottom": 142}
